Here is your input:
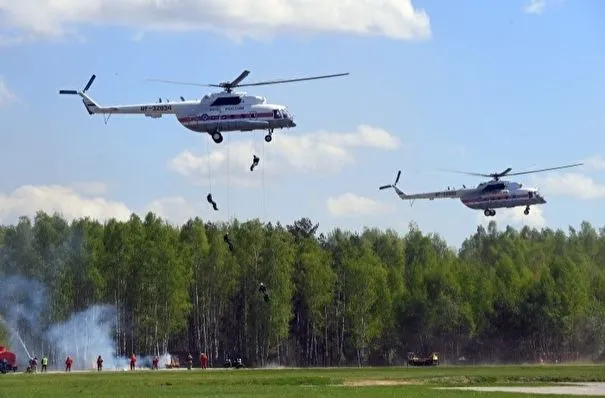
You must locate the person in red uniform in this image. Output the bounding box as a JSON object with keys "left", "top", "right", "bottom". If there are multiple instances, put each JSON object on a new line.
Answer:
{"left": 200, "top": 352, "right": 208, "bottom": 369}
{"left": 152, "top": 356, "right": 159, "bottom": 370}
{"left": 129, "top": 353, "right": 136, "bottom": 370}
{"left": 65, "top": 355, "right": 73, "bottom": 372}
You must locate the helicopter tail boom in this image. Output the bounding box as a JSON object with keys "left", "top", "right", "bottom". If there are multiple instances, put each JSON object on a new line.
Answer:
{"left": 60, "top": 74, "right": 190, "bottom": 117}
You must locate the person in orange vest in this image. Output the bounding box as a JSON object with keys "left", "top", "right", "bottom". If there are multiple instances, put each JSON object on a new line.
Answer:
{"left": 129, "top": 353, "right": 136, "bottom": 370}
{"left": 65, "top": 355, "right": 73, "bottom": 372}
{"left": 200, "top": 352, "right": 208, "bottom": 369}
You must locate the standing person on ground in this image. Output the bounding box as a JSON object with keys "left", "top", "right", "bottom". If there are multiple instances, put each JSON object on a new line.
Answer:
{"left": 41, "top": 355, "right": 48, "bottom": 372}
{"left": 129, "top": 353, "right": 136, "bottom": 370}
{"left": 96, "top": 355, "right": 103, "bottom": 372}
{"left": 200, "top": 352, "right": 208, "bottom": 369}
{"left": 65, "top": 355, "right": 73, "bottom": 372}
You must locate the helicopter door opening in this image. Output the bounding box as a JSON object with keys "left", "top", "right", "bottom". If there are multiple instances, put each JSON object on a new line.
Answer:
{"left": 528, "top": 192, "right": 534, "bottom": 198}
{"left": 273, "top": 109, "right": 282, "bottom": 119}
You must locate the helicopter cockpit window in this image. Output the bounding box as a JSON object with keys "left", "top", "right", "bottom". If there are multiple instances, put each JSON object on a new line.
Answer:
{"left": 273, "top": 109, "right": 282, "bottom": 119}
{"left": 210, "top": 96, "right": 242, "bottom": 107}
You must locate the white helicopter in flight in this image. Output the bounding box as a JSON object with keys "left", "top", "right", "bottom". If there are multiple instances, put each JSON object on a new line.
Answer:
{"left": 379, "top": 163, "right": 582, "bottom": 217}
{"left": 59, "top": 70, "right": 349, "bottom": 144}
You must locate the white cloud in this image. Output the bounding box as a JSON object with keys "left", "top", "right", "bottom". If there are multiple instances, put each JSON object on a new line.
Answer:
{"left": 0, "top": 0, "right": 431, "bottom": 44}
{"left": 523, "top": 0, "right": 546, "bottom": 14}
{"left": 144, "top": 196, "right": 201, "bottom": 225}
{"left": 532, "top": 172, "right": 605, "bottom": 200}
{"left": 70, "top": 182, "right": 108, "bottom": 195}
{"left": 0, "top": 183, "right": 207, "bottom": 227}
{"left": 0, "top": 77, "right": 15, "bottom": 106}
{"left": 0, "top": 184, "right": 132, "bottom": 224}
{"left": 582, "top": 155, "right": 605, "bottom": 171}
{"left": 327, "top": 193, "right": 392, "bottom": 217}
{"left": 477, "top": 206, "right": 546, "bottom": 229}
{"left": 169, "top": 125, "right": 401, "bottom": 188}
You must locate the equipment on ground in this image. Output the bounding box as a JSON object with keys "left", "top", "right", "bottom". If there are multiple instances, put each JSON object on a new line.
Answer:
{"left": 59, "top": 70, "right": 349, "bottom": 144}
{"left": 0, "top": 346, "right": 18, "bottom": 373}
{"left": 379, "top": 163, "right": 582, "bottom": 217}
{"left": 407, "top": 352, "right": 439, "bottom": 367}
{"left": 223, "top": 358, "right": 244, "bottom": 369}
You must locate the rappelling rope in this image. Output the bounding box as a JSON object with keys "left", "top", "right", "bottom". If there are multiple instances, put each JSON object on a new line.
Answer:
{"left": 206, "top": 136, "right": 213, "bottom": 221}
{"left": 227, "top": 133, "right": 231, "bottom": 221}
{"left": 262, "top": 138, "right": 267, "bottom": 222}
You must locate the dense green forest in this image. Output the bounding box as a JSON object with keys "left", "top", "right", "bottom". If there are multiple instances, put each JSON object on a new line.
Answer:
{"left": 1, "top": 211, "right": 605, "bottom": 367}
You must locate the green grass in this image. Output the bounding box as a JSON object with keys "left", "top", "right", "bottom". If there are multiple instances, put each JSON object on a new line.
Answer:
{"left": 1, "top": 365, "right": 604, "bottom": 397}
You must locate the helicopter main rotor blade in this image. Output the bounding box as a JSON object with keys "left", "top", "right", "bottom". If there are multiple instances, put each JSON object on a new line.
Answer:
{"left": 379, "top": 185, "right": 392, "bottom": 190}
{"left": 146, "top": 78, "right": 217, "bottom": 88}
{"left": 229, "top": 70, "right": 250, "bottom": 87}
{"left": 437, "top": 168, "right": 492, "bottom": 178}
{"left": 496, "top": 167, "right": 512, "bottom": 177}
{"left": 236, "top": 73, "right": 350, "bottom": 88}
{"left": 505, "top": 163, "right": 584, "bottom": 176}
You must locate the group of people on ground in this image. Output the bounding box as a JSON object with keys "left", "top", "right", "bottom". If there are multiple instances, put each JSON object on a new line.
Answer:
{"left": 185, "top": 352, "right": 209, "bottom": 370}
{"left": 26, "top": 351, "right": 211, "bottom": 372}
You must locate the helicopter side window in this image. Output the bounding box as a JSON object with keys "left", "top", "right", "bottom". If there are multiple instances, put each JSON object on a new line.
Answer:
{"left": 273, "top": 109, "right": 282, "bottom": 119}
{"left": 210, "top": 97, "right": 242, "bottom": 107}
{"left": 528, "top": 192, "right": 533, "bottom": 198}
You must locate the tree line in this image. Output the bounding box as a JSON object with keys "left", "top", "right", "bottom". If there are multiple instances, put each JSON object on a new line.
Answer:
{"left": 1, "top": 211, "right": 604, "bottom": 367}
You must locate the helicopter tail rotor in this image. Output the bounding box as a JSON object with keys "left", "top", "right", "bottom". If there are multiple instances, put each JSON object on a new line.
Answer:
{"left": 59, "top": 74, "right": 96, "bottom": 96}
{"left": 379, "top": 170, "right": 402, "bottom": 190}
{"left": 59, "top": 74, "right": 100, "bottom": 115}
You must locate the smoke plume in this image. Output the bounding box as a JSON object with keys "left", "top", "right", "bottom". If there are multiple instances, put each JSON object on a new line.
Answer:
{"left": 0, "top": 274, "right": 169, "bottom": 370}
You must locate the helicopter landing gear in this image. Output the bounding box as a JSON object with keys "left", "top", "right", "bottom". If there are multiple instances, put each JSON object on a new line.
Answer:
{"left": 210, "top": 131, "right": 223, "bottom": 144}
{"left": 524, "top": 206, "right": 530, "bottom": 215}
{"left": 484, "top": 209, "right": 496, "bottom": 217}
{"left": 264, "top": 129, "right": 273, "bottom": 143}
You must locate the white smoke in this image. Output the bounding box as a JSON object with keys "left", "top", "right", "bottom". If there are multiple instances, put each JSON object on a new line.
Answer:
{"left": 0, "top": 275, "right": 172, "bottom": 371}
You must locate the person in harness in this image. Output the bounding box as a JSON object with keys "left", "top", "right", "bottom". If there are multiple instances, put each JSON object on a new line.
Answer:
{"left": 207, "top": 194, "right": 219, "bottom": 211}
{"left": 250, "top": 155, "right": 260, "bottom": 171}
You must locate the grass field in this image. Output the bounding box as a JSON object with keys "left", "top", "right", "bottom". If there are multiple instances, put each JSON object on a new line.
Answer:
{"left": 1, "top": 364, "right": 605, "bottom": 397}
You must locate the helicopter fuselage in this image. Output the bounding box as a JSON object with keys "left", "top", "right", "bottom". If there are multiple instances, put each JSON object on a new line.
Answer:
{"left": 460, "top": 181, "right": 546, "bottom": 211}
{"left": 175, "top": 102, "right": 295, "bottom": 134}
{"left": 78, "top": 91, "right": 296, "bottom": 144}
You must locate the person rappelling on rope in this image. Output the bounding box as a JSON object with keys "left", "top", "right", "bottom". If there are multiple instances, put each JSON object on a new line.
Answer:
{"left": 258, "top": 283, "right": 270, "bottom": 303}
{"left": 224, "top": 234, "right": 234, "bottom": 252}
{"left": 250, "top": 155, "right": 260, "bottom": 172}
{"left": 207, "top": 193, "right": 218, "bottom": 211}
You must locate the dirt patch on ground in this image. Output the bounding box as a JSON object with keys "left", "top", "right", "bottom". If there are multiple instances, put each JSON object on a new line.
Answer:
{"left": 438, "top": 383, "right": 605, "bottom": 396}
{"left": 342, "top": 379, "right": 415, "bottom": 387}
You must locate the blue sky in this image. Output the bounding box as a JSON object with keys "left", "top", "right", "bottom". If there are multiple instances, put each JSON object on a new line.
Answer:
{"left": 0, "top": 0, "right": 604, "bottom": 248}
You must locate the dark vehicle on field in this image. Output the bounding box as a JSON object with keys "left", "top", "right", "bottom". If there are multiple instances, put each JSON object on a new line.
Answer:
{"left": 407, "top": 352, "right": 439, "bottom": 366}
{"left": 223, "top": 357, "right": 244, "bottom": 369}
